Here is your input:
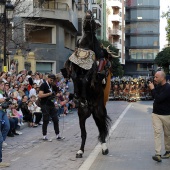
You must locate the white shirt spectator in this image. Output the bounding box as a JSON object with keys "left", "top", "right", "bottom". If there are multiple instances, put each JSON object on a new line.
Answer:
{"left": 29, "top": 88, "right": 37, "bottom": 98}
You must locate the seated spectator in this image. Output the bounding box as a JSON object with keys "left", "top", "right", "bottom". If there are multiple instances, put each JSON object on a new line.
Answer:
{"left": 27, "top": 100, "right": 38, "bottom": 127}
{"left": 6, "top": 106, "right": 20, "bottom": 137}
{"left": 18, "top": 84, "right": 25, "bottom": 103}
{"left": 11, "top": 84, "right": 19, "bottom": 104}
{"left": 11, "top": 103, "right": 24, "bottom": 126}
{"left": 19, "top": 95, "right": 33, "bottom": 127}
{"left": 29, "top": 83, "right": 37, "bottom": 98}
{"left": 34, "top": 72, "right": 43, "bottom": 87}
{"left": 30, "top": 95, "right": 42, "bottom": 125}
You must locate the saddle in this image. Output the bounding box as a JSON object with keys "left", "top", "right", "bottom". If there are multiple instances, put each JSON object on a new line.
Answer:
{"left": 69, "top": 48, "right": 95, "bottom": 70}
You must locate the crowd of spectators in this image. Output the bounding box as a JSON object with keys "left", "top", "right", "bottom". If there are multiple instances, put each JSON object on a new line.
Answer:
{"left": 0, "top": 69, "right": 75, "bottom": 144}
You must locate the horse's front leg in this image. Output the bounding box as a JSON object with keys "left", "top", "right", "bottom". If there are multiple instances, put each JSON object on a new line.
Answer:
{"left": 76, "top": 107, "right": 91, "bottom": 158}
{"left": 76, "top": 117, "right": 87, "bottom": 158}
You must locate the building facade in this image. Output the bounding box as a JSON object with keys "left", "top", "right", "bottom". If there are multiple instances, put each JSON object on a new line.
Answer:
{"left": 19, "top": 0, "right": 79, "bottom": 74}
{"left": 106, "top": 0, "right": 125, "bottom": 64}
{"left": 0, "top": 0, "right": 82, "bottom": 73}
{"left": 124, "top": 0, "right": 160, "bottom": 76}
{"left": 0, "top": 0, "right": 105, "bottom": 73}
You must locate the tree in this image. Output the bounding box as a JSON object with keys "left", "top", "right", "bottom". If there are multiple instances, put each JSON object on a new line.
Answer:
{"left": 162, "top": 7, "right": 170, "bottom": 43}
{"left": 99, "top": 40, "right": 123, "bottom": 77}
{"left": 0, "top": 0, "right": 45, "bottom": 52}
{"left": 155, "top": 47, "right": 170, "bottom": 74}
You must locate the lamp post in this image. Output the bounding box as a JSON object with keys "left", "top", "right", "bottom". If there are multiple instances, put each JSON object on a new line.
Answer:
{"left": 0, "top": 0, "right": 14, "bottom": 72}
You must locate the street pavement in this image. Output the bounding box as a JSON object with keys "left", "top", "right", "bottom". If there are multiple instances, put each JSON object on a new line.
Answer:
{"left": 85, "top": 101, "right": 170, "bottom": 170}
{"left": 2, "top": 100, "right": 170, "bottom": 170}
{"left": 2, "top": 101, "right": 128, "bottom": 170}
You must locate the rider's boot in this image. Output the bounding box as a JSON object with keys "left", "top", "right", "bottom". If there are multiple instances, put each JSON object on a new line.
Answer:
{"left": 98, "top": 58, "right": 105, "bottom": 72}
{"left": 98, "top": 59, "right": 106, "bottom": 80}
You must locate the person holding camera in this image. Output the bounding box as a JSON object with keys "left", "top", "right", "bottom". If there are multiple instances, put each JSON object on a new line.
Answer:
{"left": 38, "top": 74, "right": 65, "bottom": 141}
{"left": 148, "top": 71, "right": 170, "bottom": 162}
{"left": 0, "top": 80, "right": 10, "bottom": 167}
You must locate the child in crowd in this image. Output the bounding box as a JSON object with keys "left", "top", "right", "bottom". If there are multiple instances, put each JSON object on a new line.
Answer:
{"left": 27, "top": 100, "right": 38, "bottom": 127}
{"left": 11, "top": 103, "right": 24, "bottom": 126}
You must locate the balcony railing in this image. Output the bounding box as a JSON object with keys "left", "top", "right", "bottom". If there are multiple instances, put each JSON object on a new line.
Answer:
{"left": 112, "top": 42, "right": 121, "bottom": 49}
{"left": 111, "top": 0, "right": 122, "bottom": 9}
{"left": 33, "top": 0, "right": 69, "bottom": 11}
{"left": 111, "top": 14, "right": 121, "bottom": 22}
{"left": 109, "top": 29, "right": 121, "bottom": 36}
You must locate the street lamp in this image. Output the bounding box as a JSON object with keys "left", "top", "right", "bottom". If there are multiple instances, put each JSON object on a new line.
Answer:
{"left": 0, "top": 0, "right": 14, "bottom": 72}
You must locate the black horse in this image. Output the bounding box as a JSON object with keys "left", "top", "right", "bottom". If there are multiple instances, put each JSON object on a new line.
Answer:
{"left": 62, "top": 10, "right": 112, "bottom": 158}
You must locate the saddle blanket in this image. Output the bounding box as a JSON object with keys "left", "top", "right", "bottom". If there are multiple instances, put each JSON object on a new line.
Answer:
{"left": 69, "top": 48, "right": 95, "bottom": 70}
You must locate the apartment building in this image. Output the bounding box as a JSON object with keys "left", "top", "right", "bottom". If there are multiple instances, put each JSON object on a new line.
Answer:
{"left": 124, "top": 0, "right": 160, "bottom": 76}
{"left": 10, "top": 0, "right": 79, "bottom": 73}
{"left": 106, "top": 0, "right": 125, "bottom": 64}
{"left": 77, "top": 0, "right": 102, "bottom": 40}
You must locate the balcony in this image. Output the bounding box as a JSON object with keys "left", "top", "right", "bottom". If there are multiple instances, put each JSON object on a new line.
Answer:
{"left": 111, "top": 14, "right": 121, "bottom": 22}
{"left": 111, "top": 0, "right": 122, "bottom": 9}
{"left": 18, "top": 1, "right": 78, "bottom": 30}
{"left": 112, "top": 42, "right": 121, "bottom": 49}
{"left": 109, "top": 29, "right": 121, "bottom": 36}
{"left": 107, "top": 0, "right": 122, "bottom": 9}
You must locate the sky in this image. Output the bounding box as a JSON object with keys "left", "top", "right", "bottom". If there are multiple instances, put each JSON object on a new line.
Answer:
{"left": 160, "top": 0, "right": 170, "bottom": 50}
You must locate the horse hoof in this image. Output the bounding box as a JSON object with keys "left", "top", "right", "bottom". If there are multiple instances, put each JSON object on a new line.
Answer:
{"left": 76, "top": 153, "right": 83, "bottom": 158}
{"left": 102, "top": 149, "right": 109, "bottom": 155}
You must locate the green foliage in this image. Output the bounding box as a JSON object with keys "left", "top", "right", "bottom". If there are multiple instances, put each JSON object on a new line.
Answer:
{"left": 155, "top": 47, "right": 170, "bottom": 74}
{"left": 162, "top": 8, "right": 170, "bottom": 43}
{"left": 99, "top": 40, "right": 119, "bottom": 55}
{"left": 98, "top": 39, "right": 123, "bottom": 77}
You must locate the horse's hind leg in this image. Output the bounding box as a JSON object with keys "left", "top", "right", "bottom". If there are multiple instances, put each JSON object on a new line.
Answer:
{"left": 92, "top": 105, "right": 111, "bottom": 155}
{"left": 76, "top": 107, "right": 91, "bottom": 158}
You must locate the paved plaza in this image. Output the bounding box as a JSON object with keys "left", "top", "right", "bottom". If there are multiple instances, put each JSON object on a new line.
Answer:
{"left": 2, "top": 101, "right": 170, "bottom": 170}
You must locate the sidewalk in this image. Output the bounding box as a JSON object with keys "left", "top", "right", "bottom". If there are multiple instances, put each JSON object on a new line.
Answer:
{"left": 81, "top": 101, "right": 170, "bottom": 170}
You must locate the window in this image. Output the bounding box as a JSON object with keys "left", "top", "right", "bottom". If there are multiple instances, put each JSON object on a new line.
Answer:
{"left": 130, "top": 36, "right": 159, "bottom": 47}
{"left": 92, "top": 8, "right": 97, "bottom": 19}
{"left": 129, "top": 49, "right": 159, "bottom": 60}
{"left": 130, "top": 9, "right": 159, "bottom": 20}
{"left": 136, "top": 52, "right": 143, "bottom": 59}
{"left": 77, "top": 0, "right": 82, "bottom": 10}
{"left": 64, "top": 32, "right": 70, "bottom": 48}
{"left": 71, "top": 35, "right": 75, "bottom": 50}
{"left": 130, "top": 22, "right": 159, "bottom": 34}
{"left": 36, "top": 62, "right": 53, "bottom": 74}
{"left": 78, "top": 18, "right": 82, "bottom": 36}
{"left": 25, "top": 25, "right": 52, "bottom": 43}
{"left": 148, "top": 53, "right": 153, "bottom": 59}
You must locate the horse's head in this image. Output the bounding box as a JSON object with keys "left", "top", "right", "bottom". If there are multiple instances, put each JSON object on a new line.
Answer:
{"left": 83, "top": 10, "right": 97, "bottom": 33}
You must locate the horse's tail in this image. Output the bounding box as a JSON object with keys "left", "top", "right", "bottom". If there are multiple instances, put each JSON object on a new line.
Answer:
{"left": 97, "top": 111, "right": 112, "bottom": 143}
